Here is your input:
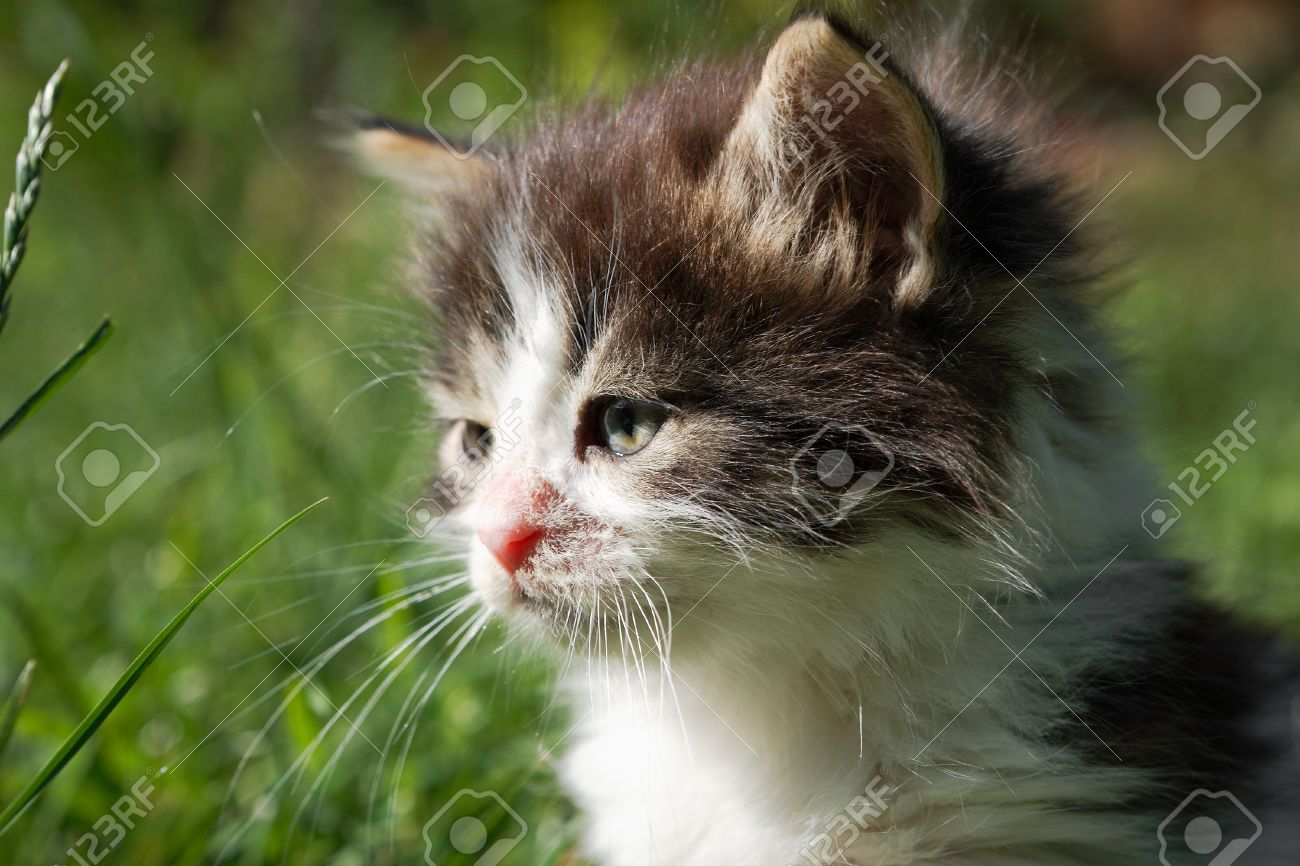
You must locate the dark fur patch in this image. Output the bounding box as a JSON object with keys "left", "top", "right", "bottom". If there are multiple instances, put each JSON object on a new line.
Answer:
{"left": 1071, "top": 591, "right": 1289, "bottom": 802}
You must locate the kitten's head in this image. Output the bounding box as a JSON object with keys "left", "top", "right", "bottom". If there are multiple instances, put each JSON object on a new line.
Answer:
{"left": 357, "top": 13, "right": 1113, "bottom": 654}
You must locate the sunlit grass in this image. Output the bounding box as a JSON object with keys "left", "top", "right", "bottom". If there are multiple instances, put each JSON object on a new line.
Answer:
{"left": 0, "top": 498, "right": 325, "bottom": 835}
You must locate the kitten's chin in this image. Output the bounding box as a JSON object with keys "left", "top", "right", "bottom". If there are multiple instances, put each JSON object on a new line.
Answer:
{"left": 468, "top": 546, "right": 574, "bottom": 624}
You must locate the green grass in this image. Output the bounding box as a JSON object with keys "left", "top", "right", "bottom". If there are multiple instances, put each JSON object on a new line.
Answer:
{"left": 0, "top": 498, "right": 325, "bottom": 836}
{"left": 0, "top": 2, "right": 1297, "bottom": 864}
{"left": 0, "top": 58, "right": 119, "bottom": 444}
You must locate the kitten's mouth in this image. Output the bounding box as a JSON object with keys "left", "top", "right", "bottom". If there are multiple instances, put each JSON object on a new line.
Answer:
{"left": 508, "top": 568, "right": 549, "bottom": 608}
{"left": 495, "top": 561, "right": 611, "bottom": 623}
{"left": 508, "top": 564, "right": 590, "bottom": 613}
{"left": 492, "top": 556, "right": 570, "bottom": 616}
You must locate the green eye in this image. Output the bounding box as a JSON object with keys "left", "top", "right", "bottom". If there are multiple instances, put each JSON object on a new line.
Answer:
{"left": 596, "top": 398, "right": 668, "bottom": 457}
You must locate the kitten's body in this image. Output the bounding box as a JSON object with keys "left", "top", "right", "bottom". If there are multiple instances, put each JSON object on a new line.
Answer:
{"left": 357, "top": 10, "right": 1298, "bottom": 864}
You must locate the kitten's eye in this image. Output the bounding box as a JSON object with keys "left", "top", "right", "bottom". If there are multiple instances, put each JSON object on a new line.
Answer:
{"left": 459, "top": 420, "right": 492, "bottom": 462}
{"left": 595, "top": 398, "right": 668, "bottom": 457}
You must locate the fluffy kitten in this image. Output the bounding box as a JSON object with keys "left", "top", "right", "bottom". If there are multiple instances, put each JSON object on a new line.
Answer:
{"left": 353, "top": 9, "right": 1298, "bottom": 865}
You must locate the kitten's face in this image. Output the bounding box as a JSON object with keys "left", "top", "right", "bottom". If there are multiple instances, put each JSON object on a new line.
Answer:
{"left": 429, "top": 268, "right": 734, "bottom": 629}
{"left": 366, "top": 17, "right": 1080, "bottom": 647}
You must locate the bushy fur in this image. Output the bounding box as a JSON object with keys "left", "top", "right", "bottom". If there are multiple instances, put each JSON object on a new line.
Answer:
{"left": 356, "top": 7, "right": 1299, "bottom": 864}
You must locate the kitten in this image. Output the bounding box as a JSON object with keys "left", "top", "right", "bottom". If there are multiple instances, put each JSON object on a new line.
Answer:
{"left": 352, "top": 9, "right": 1299, "bottom": 865}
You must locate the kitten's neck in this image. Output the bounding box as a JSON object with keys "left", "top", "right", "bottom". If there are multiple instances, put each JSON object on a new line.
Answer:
{"left": 559, "top": 545, "right": 1163, "bottom": 866}
{"left": 562, "top": 648, "right": 878, "bottom": 865}
{"left": 562, "top": 537, "right": 1024, "bottom": 810}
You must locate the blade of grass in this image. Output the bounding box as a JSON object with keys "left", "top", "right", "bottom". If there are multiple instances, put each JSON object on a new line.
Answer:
{"left": 0, "top": 497, "right": 329, "bottom": 835}
{"left": 0, "top": 59, "right": 68, "bottom": 336}
{"left": 0, "top": 61, "right": 113, "bottom": 444}
{"left": 0, "top": 315, "right": 113, "bottom": 442}
{"left": 0, "top": 660, "right": 36, "bottom": 769}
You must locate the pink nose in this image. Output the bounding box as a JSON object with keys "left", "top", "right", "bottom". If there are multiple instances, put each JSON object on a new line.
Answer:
{"left": 476, "top": 474, "right": 557, "bottom": 575}
{"left": 478, "top": 522, "right": 544, "bottom": 575}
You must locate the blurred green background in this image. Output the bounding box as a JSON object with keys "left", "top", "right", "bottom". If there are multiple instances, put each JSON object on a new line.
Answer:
{"left": 0, "top": 0, "right": 1297, "bottom": 863}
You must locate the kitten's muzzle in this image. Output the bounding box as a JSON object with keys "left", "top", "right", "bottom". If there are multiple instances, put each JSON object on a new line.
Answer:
{"left": 475, "top": 473, "right": 557, "bottom": 578}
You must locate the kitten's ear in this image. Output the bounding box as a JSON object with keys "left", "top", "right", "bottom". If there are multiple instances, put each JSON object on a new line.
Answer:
{"left": 330, "top": 110, "right": 491, "bottom": 196}
{"left": 718, "top": 13, "right": 945, "bottom": 308}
